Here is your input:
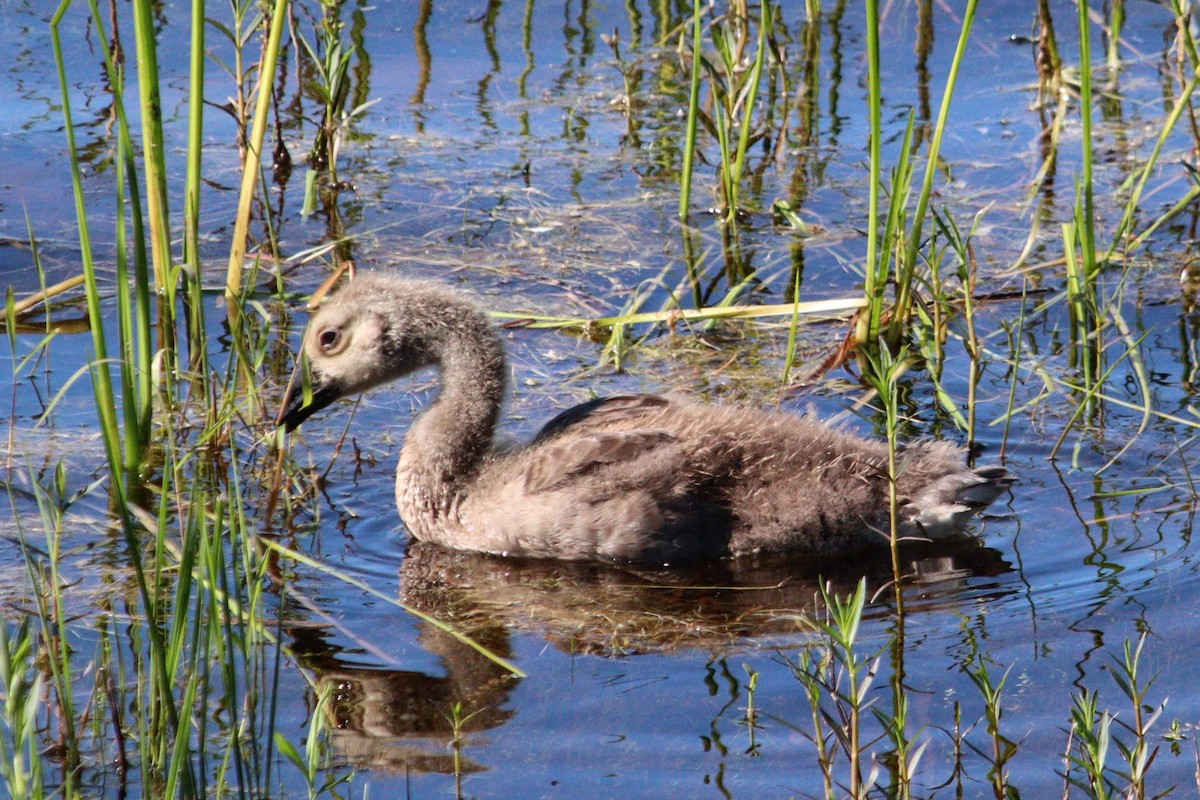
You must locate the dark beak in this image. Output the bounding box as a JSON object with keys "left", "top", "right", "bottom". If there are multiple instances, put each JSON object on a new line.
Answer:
{"left": 278, "top": 377, "right": 343, "bottom": 432}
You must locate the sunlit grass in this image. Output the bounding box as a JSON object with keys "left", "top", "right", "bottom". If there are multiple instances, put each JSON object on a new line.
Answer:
{"left": 765, "top": 582, "right": 1178, "bottom": 800}
{"left": 5, "top": 0, "right": 1200, "bottom": 797}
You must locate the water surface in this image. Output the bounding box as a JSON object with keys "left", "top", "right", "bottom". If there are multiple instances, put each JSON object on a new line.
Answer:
{"left": 4, "top": 0, "right": 1200, "bottom": 797}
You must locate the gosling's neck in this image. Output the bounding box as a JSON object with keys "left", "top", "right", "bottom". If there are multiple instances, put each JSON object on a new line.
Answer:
{"left": 394, "top": 308, "right": 506, "bottom": 541}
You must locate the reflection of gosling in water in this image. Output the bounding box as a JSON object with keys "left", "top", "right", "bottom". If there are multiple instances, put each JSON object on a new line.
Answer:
{"left": 280, "top": 275, "right": 1012, "bottom": 564}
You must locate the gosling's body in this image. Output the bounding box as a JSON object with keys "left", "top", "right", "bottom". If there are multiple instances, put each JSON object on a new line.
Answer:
{"left": 281, "top": 275, "right": 1011, "bottom": 563}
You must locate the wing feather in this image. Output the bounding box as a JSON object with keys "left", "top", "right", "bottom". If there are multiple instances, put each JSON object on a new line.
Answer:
{"left": 531, "top": 394, "right": 670, "bottom": 443}
{"left": 522, "top": 429, "right": 678, "bottom": 494}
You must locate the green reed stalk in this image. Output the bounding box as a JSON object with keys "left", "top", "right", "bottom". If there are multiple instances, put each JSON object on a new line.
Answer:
{"left": 723, "top": 0, "right": 770, "bottom": 225}
{"left": 448, "top": 702, "right": 481, "bottom": 800}
{"left": 197, "top": 483, "right": 233, "bottom": 787}
{"left": 822, "top": 579, "right": 876, "bottom": 798}
{"left": 65, "top": 9, "right": 193, "bottom": 786}
{"left": 50, "top": 1, "right": 126, "bottom": 495}
{"left": 776, "top": 581, "right": 879, "bottom": 797}
{"left": 859, "top": 113, "right": 915, "bottom": 351}
{"left": 227, "top": 0, "right": 290, "bottom": 300}
{"left": 1106, "top": 75, "right": 1198, "bottom": 259}
{"left": 221, "top": 262, "right": 270, "bottom": 413}
{"left": 228, "top": 466, "right": 278, "bottom": 793}
{"left": 129, "top": 0, "right": 173, "bottom": 296}
{"left": 937, "top": 208, "right": 984, "bottom": 443}
{"left": 1093, "top": 305, "right": 1151, "bottom": 474}
{"left": 878, "top": 688, "right": 924, "bottom": 800}
{"left": 1128, "top": 183, "right": 1200, "bottom": 254}
{"left": 740, "top": 665, "right": 762, "bottom": 755}
{"left": 1106, "top": 0, "right": 1123, "bottom": 69}
{"left": 210, "top": 0, "right": 260, "bottom": 154}
{"left": 85, "top": 0, "right": 156, "bottom": 474}
{"left": 1069, "top": 688, "right": 1113, "bottom": 800}
{"left": 276, "top": 685, "right": 338, "bottom": 799}
{"left": 888, "top": 0, "right": 978, "bottom": 349}
{"left": 154, "top": 405, "right": 279, "bottom": 797}
{"left": 113, "top": 133, "right": 137, "bottom": 461}
{"left": 221, "top": 397, "right": 276, "bottom": 788}
{"left": 184, "top": 0, "right": 205, "bottom": 269}
{"left": 709, "top": 28, "right": 736, "bottom": 215}
{"left": 964, "top": 657, "right": 1017, "bottom": 797}
{"left": 857, "top": 0, "right": 883, "bottom": 347}
{"left": 1076, "top": 0, "right": 1098, "bottom": 284}
{"left": 776, "top": 645, "right": 837, "bottom": 796}
{"left": 299, "top": 2, "right": 372, "bottom": 220}
{"left": 918, "top": 254, "right": 971, "bottom": 434}
{"left": 114, "top": 114, "right": 154, "bottom": 471}
{"left": 184, "top": 0, "right": 208, "bottom": 365}
{"left": 1168, "top": 0, "right": 1200, "bottom": 69}
{"left": 782, "top": 263, "right": 804, "bottom": 382}
{"left": 1048, "top": 329, "right": 1146, "bottom": 462}
{"left": 205, "top": 499, "right": 241, "bottom": 791}
{"left": 1062, "top": 215, "right": 1099, "bottom": 396}
{"left": 862, "top": 345, "right": 907, "bottom": 594}
{"left": 857, "top": 0, "right": 977, "bottom": 352}
{"left": 1109, "top": 635, "right": 1163, "bottom": 800}
{"left": 999, "top": 283, "right": 1028, "bottom": 458}
{"left": 0, "top": 618, "right": 42, "bottom": 800}
{"left": 23, "top": 463, "right": 81, "bottom": 788}
{"left": 150, "top": 448, "right": 201, "bottom": 798}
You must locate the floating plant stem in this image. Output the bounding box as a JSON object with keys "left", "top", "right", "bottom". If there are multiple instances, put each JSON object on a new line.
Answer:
{"left": 262, "top": 539, "right": 526, "bottom": 677}
{"left": 490, "top": 296, "right": 866, "bottom": 330}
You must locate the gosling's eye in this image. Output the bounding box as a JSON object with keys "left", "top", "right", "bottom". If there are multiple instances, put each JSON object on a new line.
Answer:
{"left": 317, "top": 328, "right": 341, "bottom": 351}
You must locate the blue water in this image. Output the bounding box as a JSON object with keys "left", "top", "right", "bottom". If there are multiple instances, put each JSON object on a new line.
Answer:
{"left": 5, "top": 0, "right": 1200, "bottom": 797}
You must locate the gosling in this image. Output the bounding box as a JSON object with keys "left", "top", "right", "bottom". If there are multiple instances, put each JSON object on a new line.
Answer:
{"left": 279, "top": 275, "right": 1011, "bottom": 564}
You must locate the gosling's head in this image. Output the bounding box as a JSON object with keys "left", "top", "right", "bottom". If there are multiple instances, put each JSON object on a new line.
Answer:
{"left": 278, "top": 276, "right": 469, "bottom": 431}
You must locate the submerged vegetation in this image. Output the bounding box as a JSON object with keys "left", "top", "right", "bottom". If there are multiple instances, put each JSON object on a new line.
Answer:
{"left": 2, "top": 0, "right": 1200, "bottom": 796}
